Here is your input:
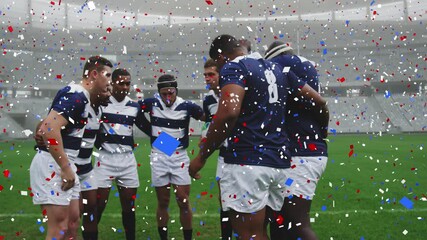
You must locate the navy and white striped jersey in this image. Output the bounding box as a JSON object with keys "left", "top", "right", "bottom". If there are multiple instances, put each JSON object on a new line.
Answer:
{"left": 219, "top": 52, "right": 305, "bottom": 168}
{"left": 97, "top": 96, "right": 150, "bottom": 153}
{"left": 270, "top": 54, "right": 327, "bottom": 157}
{"left": 139, "top": 96, "right": 203, "bottom": 149}
{"left": 203, "top": 90, "right": 219, "bottom": 123}
{"left": 74, "top": 104, "right": 102, "bottom": 174}
{"left": 202, "top": 91, "right": 227, "bottom": 156}
{"left": 45, "top": 83, "right": 91, "bottom": 161}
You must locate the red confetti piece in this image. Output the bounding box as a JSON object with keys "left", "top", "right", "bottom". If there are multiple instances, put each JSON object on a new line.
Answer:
{"left": 400, "top": 36, "right": 407, "bottom": 41}
{"left": 42, "top": 209, "right": 47, "bottom": 216}
{"left": 337, "top": 77, "right": 346, "bottom": 82}
{"left": 233, "top": 137, "right": 239, "bottom": 143}
{"left": 0, "top": 185, "right": 4, "bottom": 191}
{"left": 132, "top": 194, "right": 136, "bottom": 200}
{"left": 350, "top": 144, "right": 354, "bottom": 149}
{"left": 356, "top": 189, "right": 360, "bottom": 193}
{"left": 308, "top": 143, "right": 317, "bottom": 151}
{"left": 348, "top": 149, "right": 354, "bottom": 157}
{"left": 201, "top": 191, "right": 208, "bottom": 196}
{"left": 291, "top": 165, "right": 296, "bottom": 169}
{"left": 7, "top": 26, "right": 14, "bottom": 32}
{"left": 80, "top": 57, "right": 86, "bottom": 61}
{"left": 48, "top": 139, "right": 58, "bottom": 145}
{"left": 408, "top": 16, "right": 412, "bottom": 21}
{"left": 205, "top": 0, "right": 213, "bottom": 5}
{"left": 181, "top": 163, "right": 185, "bottom": 168}
{"left": 336, "top": 121, "right": 340, "bottom": 126}
{"left": 373, "top": 10, "right": 377, "bottom": 15}
{"left": 276, "top": 214, "right": 284, "bottom": 225}
{"left": 56, "top": 75, "right": 62, "bottom": 79}
{"left": 411, "top": 167, "right": 416, "bottom": 171}
{"left": 51, "top": 171, "right": 56, "bottom": 178}
{"left": 50, "top": 1, "right": 55, "bottom": 5}
{"left": 106, "top": 27, "right": 112, "bottom": 33}
{"left": 3, "top": 169, "right": 10, "bottom": 178}
{"left": 135, "top": 88, "right": 142, "bottom": 93}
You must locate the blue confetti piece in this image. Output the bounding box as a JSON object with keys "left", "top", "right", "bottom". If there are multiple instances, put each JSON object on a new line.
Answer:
{"left": 108, "top": 128, "right": 115, "bottom": 134}
{"left": 399, "top": 196, "right": 414, "bottom": 209}
{"left": 321, "top": 205, "right": 327, "bottom": 211}
{"left": 152, "top": 132, "right": 180, "bottom": 156}
{"left": 203, "top": 56, "right": 207, "bottom": 62}
{"left": 345, "top": 20, "right": 350, "bottom": 25}
{"left": 285, "top": 178, "right": 294, "bottom": 187}
{"left": 50, "top": 190, "right": 55, "bottom": 195}
{"left": 293, "top": 113, "right": 299, "bottom": 117}
{"left": 279, "top": 34, "right": 284, "bottom": 38}
{"left": 83, "top": 181, "right": 91, "bottom": 189}
{"left": 39, "top": 226, "right": 45, "bottom": 233}
{"left": 323, "top": 49, "right": 328, "bottom": 55}
{"left": 384, "top": 90, "right": 391, "bottom": 99}
{"left": 370, "top": 0, "right": 375, "bottom": 6}
{"left": 206, "top": 84, "right": 211, "bottom": 90}
{"left": 320, "top": 40, "right": 325, "bottom": 46}
{"left": 114, "top": 192, "right": 119, "bottom": 197}
{"left": 90, "top": 214, "right": 94, "bottom": 222}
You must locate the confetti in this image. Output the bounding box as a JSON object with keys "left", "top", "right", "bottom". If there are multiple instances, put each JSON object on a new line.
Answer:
{"left": 152, "top": 132, "right": 180, "bottom": 156}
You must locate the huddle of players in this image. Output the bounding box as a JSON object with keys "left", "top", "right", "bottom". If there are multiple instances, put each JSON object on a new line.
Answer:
{"left": 30, "top": 33, "right": 329, "bottom": 240}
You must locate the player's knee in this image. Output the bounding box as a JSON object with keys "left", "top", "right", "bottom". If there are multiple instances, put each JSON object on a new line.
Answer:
{"left": 176, "top": 197, "right": 190, "bottom": 209}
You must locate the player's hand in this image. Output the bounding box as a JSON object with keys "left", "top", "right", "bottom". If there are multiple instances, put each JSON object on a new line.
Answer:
{"left": 189, "top": 155, "right": 205, "bottom": 180}
{"left": 60, "top": 164, "right": 76, "bottom": 191}
{"left": 34, "top": 129, "right": 45, "bottom": 147}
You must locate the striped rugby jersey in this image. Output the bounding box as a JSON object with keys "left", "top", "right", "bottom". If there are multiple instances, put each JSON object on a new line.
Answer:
{"left": 139, "top": 96, "right": 203, "bottom": 149}
{"left": 97, "top": 96, "right": 150, "bottom": 153}
{"left": 74, "top": 104, "right": 102, "bottom": 174}
{"left": 202, "top": 90, "right": 227, "bottom": 156}
{"left": 45, "top": 83, "right": 91, "bottom": 162}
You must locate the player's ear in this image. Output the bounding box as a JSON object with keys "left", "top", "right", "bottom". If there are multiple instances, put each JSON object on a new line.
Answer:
{"left": 89, "top": 68, "right": 98, "bottom": 79}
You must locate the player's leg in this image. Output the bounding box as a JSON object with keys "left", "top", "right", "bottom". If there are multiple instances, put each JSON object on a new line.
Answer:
{"left": 94, "top": 151, "right": 114, "bottom": 224}
{"left": 280, "top": 156, "right": 327, "bottom": 240}
{"left": 96, "top": 187, "right": 111, "bottom": 223}
{"left": 65, "top": 198, "right": 80, "bottom": 239}
{"left": 282, "top": 196, "right": 317, "bottom": 240}
{"left": 43, "top": 204, "right": 69, "bottom": 240}
{"left": 115, "top": 152, "right": 140, "bottom": 240}
{"left": 81, "top": 189, "right": 98, "bottom": 239}
{"left": 155, "top": 185, "right": 171, "bottom": 240}
{"left": 173, "top": 184, "right": 193, "bottom": 240}
{"left": 216, "top": 156, "right": 232, "bottom": 240}
{"left": 118, "top": 186, "right": 137, "bottom": 240}
{"left": 170, "top": 150, "right": 193, "bottom": 240}
{"left": 229, "top": 208, "right": 268, "bottom": 240}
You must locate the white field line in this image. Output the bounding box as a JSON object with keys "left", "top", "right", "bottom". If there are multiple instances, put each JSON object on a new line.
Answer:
{"left": 1, "top": 208, "right": 427, "bottom": 218}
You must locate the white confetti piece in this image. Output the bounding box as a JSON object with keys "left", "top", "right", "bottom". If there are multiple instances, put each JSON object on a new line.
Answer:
{"left": 22, "top": 129, "right": 33, "bottom": 137}
{"left": 21, "top": 191, "right": 28, "bottom": 196}
{"left": 402, "top": 230, "right": 408, "bottom": 235}
{"left": 87, "top": 1, "right": 96, "bottom": 10}
{"left": 247, "top": 26, "right": 253, "bottom": 32}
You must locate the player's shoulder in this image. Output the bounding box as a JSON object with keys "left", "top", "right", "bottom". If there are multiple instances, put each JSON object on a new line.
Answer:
{"left": 124, "top": 96, "right": 140, "bottom": 108}
{"left": 56, "top": 83, "right": 89, "bottom": 102}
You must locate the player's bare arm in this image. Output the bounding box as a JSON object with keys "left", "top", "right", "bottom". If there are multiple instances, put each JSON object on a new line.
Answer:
{"left": 189, "top": 84, "right": 244, "bottom": 179}
{"left": 39, "top": 110, "right": 75, "bottom": 191}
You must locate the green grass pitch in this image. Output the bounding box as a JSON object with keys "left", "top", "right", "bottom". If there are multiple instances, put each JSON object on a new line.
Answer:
{"left": 0, "top": 133, "right": 426, "bottom": 239}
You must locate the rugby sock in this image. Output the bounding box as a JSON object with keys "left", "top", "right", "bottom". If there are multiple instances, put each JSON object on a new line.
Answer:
{"left": 82, "top": 231, "right": 98, "bottom": 240}
{"left": 220, "top": 210, "right": 233, "bottom": 240}
{"left": 158, "top": 226, "right": 168, "bottom": 240}
{"left": 183, "top": 229, "right": 193, "bottom": 240}
{"left": 122, "top": 211, "right": 135, "bottom": 240}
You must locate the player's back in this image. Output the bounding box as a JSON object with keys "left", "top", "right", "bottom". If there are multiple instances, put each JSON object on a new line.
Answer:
{"left": 219, "top": 53, "right": 305, "bottom": 168}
